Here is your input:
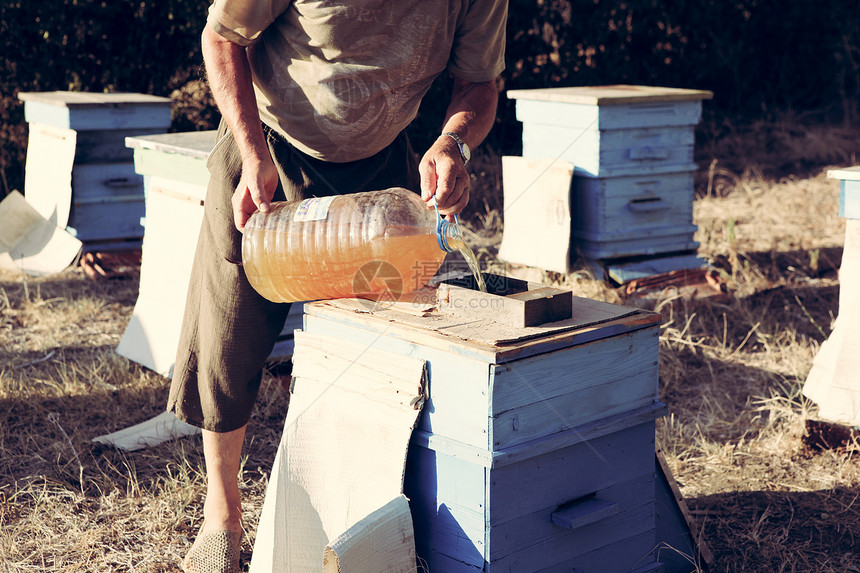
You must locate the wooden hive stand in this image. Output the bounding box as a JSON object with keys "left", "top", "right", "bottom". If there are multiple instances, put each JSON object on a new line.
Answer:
{"left": 802, "top": 166, "right": 860, "bottom": 427}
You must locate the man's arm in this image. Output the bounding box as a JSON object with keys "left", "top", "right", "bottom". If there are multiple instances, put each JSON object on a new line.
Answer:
{"left": 419, "top": 77, "right": 499, "bottom": 216}
{"left": 202, "top": 23, "right": 278, "bottom": 231}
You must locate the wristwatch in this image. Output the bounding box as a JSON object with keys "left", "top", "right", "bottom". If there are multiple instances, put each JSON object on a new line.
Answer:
{"left": 442, "top": 132, "right": 470, "bottom": 166}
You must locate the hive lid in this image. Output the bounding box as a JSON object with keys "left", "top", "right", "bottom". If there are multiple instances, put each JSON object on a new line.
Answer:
{"left": 828, "top": 165, "right": 860, "bottom": 181}
{"left": 125, "top": 130, "right": 217, "bottom": 159}
{"left": 507, "top": 84, "right": 713, "bottom": 105}
{"left": 304, "top": 285, "right": 659, "bottom": 363}
{"left": 18, "top": 91, "right": 172, "bottom": 107}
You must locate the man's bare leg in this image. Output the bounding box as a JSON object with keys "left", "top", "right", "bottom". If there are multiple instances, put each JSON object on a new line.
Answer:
{"left": 200, "top": 424, "right": 246, "bottom": 535}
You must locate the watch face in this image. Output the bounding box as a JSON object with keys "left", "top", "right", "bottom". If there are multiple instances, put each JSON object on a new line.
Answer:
{"left": 462, "top": 143, "right": 471, "bottom": 163}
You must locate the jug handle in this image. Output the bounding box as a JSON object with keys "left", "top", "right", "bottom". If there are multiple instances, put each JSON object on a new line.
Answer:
{"left": 431, "top": 196, "right": 461, "bottom": 253}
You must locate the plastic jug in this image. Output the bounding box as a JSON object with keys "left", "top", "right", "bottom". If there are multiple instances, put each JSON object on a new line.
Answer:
{"left": 241, "top": 187, "right": 461, "bottom": 303}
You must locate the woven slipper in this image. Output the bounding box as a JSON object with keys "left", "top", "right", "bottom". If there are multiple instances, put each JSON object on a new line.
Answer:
{"left": 182, "top": 529, "right": 242, "bottom": 573}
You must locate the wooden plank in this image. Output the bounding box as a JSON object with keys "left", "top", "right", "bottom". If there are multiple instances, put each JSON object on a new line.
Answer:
{"left": 19, "top": 91, "right": 172, "bottom": 107}
{"left": 405, "top": 445, "right": 488, "bottom": 567}
{"left": 132, "top": 147, "right": 211, "bottom": 187}
{"left": 575, "top": 231, "right": 700, "bottom": 261}
{"left": 490, "top": 328, "right": 658, "bottom": 449}
{"left": 91, "top": 410, "right": 200, "bottom": 451}
{"left": 550, "top": 497, "right": 619, "bottom": 530}
{"left": 75, "top": 128, "right": 164, "bottom": 163}
{"left": 409, "top": 402, "right": 667, "bottom": 470}
{"left": 572, "top": 170, "right": 696, "bottom": 240}
{"left": 607, "top": 253, "right": 708, "bottom": 284}
{"left": 125, "top": 130, "right": 217, "bottom": 159}
{"left": 303, "top": 296, "right": 658, "bottom": 364}
{"left": 496, "top": 156, "right": 574, "bottom": 274}
{"left": 71, "top": 162, "right": 143, "bottom": 199}
{"left": 492, "top": 402, "right": 667, "bottom": 467}
{"left": 490, "top": 327, "right": 656, "bottom": 414}
{"left": 127, "top": 131, "right": 216, "bottom": 192}
{"left": 655, "top": 448, "right": 715, "bottom": 572}
{"left": 508, "top": 85, "right": 714, "bottom": 106}
{"left": 414, "top": 550, "right": 484, "bottom": 572}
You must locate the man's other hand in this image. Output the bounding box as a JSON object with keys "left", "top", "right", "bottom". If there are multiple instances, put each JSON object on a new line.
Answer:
{"left": 232, "top": 156, "right": 279, "bottom": 231}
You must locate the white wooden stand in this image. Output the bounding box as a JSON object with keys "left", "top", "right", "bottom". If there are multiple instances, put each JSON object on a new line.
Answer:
{"left": 803, "top": 167, "right": 860, "bottom": 425}
{"left": 99, "top": 132, "right": 301, "bottom": 450}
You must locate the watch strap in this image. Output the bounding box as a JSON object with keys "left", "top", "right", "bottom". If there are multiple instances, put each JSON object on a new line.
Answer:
{"left": 442, "top": 132, "right": 469, "bottom": 165}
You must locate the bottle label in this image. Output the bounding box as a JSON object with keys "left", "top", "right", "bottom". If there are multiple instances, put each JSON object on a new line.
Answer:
{"left": 293, "top": 196, "right": 336, "bottom": 222}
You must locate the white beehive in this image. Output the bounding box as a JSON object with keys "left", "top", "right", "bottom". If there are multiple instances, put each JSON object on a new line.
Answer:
{"left": 18, "top": 91, "right": 173, "bottom": 249}
{"left": 504, "top": 85, "right": 712, "bottom": 264}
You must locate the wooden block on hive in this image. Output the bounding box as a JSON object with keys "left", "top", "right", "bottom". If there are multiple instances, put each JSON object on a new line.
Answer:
{"left": 435, "top": 272, "right": 572, "bottom": 328}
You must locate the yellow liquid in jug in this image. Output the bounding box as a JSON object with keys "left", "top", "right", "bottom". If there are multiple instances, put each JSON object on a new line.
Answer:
{"left": 243, "top": 228, "right": 448, "bottom": 303}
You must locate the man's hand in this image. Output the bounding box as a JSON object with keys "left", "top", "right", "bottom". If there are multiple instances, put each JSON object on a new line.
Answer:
{"left": 420, "top": 77, "right": 499, "bottom": 217}
{"left": 419, "top": 135, "right": 470, "bottom": 216}
{"left": 232, "top": 156, "right": 279, "bottom": 231}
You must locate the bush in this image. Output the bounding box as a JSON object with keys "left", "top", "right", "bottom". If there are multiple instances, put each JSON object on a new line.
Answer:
{"left": 2, "top": 0, "right": 859, "bottom": 198}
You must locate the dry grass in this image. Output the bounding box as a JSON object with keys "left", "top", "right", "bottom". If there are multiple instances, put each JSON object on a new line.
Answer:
{"left": 0, "top": 271, "right": 290, "bottom": 571}
{"left": 2, "top": 121, "right": 860, "bottom": 572}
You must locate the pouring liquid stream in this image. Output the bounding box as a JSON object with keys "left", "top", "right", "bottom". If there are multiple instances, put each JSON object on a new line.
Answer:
{"left": 446, "top": 234, "right": 488, "bottom": 294}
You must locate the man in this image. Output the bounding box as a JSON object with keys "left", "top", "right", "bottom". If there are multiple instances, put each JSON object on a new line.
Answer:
{"left": 171, "top": 1, "right": 506, "bottom": 571}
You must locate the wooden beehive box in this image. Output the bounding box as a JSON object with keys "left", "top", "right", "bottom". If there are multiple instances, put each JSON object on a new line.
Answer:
{"left": 572, "top": 170, "right": 699, "bottom": 260}
{"left": 300, "top": 285, "right": 665, "bottom": 572}
{"left": 509, "top": 85, "right": 710, "bottom": 178}
{"left": 116, "top": 131, "right": 300, "bottom": 378}
{"left": 506, "top": 85, "right": 712, "bottom": 262}
{"left": 18, "top": 91, "right": 173, "bottom": 250}
{"left": 830, "top": 166, "right": 860, "bottom": 219}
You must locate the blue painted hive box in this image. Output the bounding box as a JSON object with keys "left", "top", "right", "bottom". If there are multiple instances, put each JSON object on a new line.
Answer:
{"left": 18, "top": 91, "right": 172, "bottom": 249}
{"left": 828, "top": 166, "right": 860, "bottom": 220}
{"left": 301, "top": 280, "right": 666, "bottom": 573}
{"left": 508, "top": 85, "right": 712, "bottom": 260}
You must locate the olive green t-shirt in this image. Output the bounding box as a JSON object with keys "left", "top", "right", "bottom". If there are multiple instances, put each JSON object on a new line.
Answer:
{"left": 208, "top": 0, "right": 506, "bottom": 162}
